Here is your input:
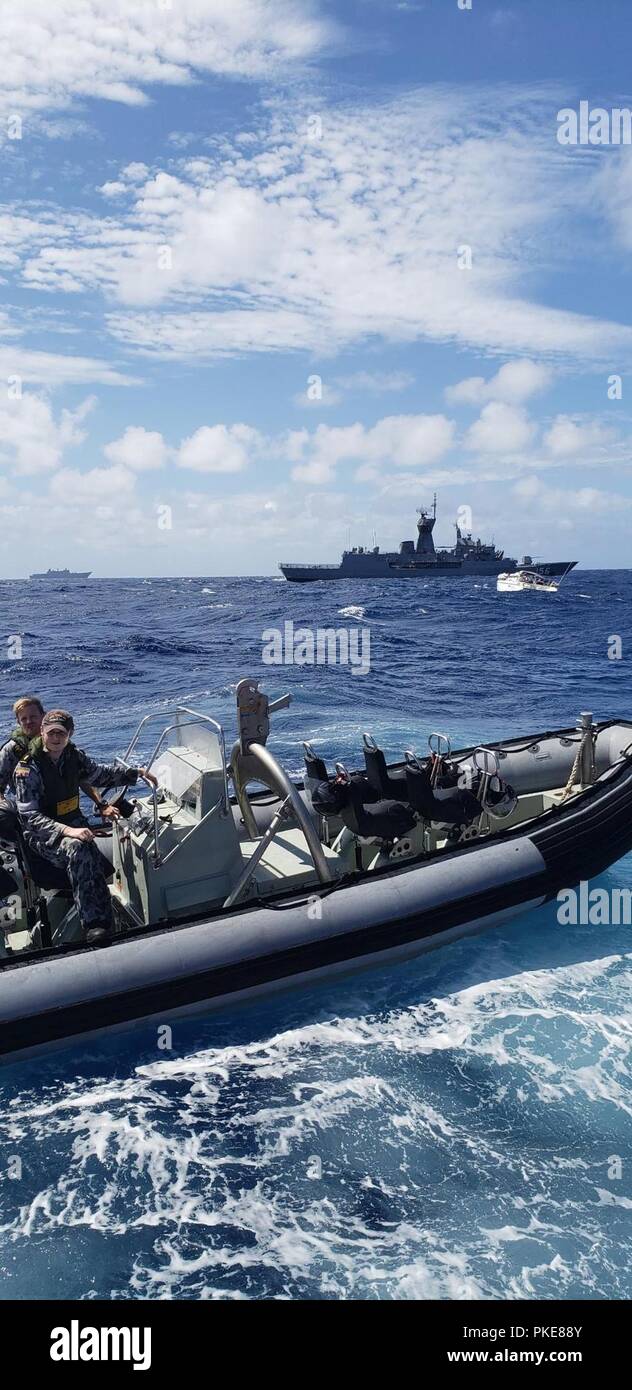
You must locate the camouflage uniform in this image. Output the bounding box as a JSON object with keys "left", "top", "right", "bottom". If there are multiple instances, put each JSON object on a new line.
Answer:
{"left": 16, "top": 747, "right": 140, "bottom": 933}
{"left": 0, "top": 729, "right": 33, "bottom": 797}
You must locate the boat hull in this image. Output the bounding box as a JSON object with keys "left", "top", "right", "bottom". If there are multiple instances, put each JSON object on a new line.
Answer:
{"left": 2, "top": 734, "right": 632, "bottom": 1064}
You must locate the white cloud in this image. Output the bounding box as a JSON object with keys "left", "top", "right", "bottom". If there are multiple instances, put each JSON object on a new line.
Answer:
{"left": 513, "top": 475, "right": 632, "bottom": 516}
{"left": 49, "top": 462, "right": 136, "bottom": 504}
{"left": 104, "top": 425, "right": 169, "bottom": 472}
{"left": 9, "top": 89, "right": 632, "bottom": 366}
{"left": 543, "top": 414, "right": 615, "bottom": 457}
{"left": 0, "top": 1, "right": 335, "bottom": 119}
{"left": 181, "top": 485, "right": 353, "bottom": 550}
{"left": 594, "top": 154, "right": 632, "bottom": 253}
{"left": 0, "top": 393, "right": 94, "bottom": 475}
{"left": 445, "top": 360, "right": 553, "bottom": 407}
{"left": 289, "top": 413, "right": 455, "bottom": 484}
{"left": 0, "top": 344, "right": 138, "bottom": 388}
{"left": 176, "top": 423, "right": 263, "bottom": 473}
{"left": 465, "top": 401, "right": 536, "bottom": 455}
{"left": 121, "top": 163, "right": 150, "bottom": 183}
{"left": 99, "top": 182, "right": 127, "bottom": 199}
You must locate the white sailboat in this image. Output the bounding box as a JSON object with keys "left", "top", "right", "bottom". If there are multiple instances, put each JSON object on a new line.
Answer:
{"left": 497, "top": 567, "right": 566, "bottom": 593}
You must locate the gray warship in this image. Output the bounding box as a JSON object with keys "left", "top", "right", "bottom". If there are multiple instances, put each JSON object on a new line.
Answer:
{"left": 29, "top": 568, "right": 91, "bottom": 579}
{"left": 279, "top": 498, "right": 576, "bottom": 582}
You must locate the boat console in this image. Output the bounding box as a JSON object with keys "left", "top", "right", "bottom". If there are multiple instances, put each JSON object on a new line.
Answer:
{"left": 109, "top": 687, "right": 340, "bottom": 929}
{"left": 112, "top": 709, "right": 242, "bottom": 925}
{"left": 2, "top": 685, "right": 632, "bottom": 957}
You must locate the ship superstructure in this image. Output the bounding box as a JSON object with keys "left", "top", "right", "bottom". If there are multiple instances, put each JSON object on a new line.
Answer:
{"left": 280, "top": 497, "right": 576, "bottom": 582}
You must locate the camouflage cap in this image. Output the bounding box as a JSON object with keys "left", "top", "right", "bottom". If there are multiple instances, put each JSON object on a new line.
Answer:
{"left": 40, "top": 709, "right": 74, "bottom": 735}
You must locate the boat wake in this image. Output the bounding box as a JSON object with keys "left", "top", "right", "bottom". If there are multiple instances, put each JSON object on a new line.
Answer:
{"left": 2, "top": 912, "right": 630, "bottom": 1301}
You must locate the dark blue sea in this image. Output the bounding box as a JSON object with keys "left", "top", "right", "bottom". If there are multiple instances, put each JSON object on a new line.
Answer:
{"left": 0, "top": 571, "right": 631, "bottom": 1301}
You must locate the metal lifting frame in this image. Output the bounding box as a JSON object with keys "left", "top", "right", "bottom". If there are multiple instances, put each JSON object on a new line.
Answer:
{"left": 229, "top": 739, "right": 333, "bottom": 895}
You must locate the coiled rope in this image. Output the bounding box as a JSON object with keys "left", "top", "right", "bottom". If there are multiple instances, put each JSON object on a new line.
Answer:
{"left": 560, "top": 728, "right": 595, "bottom": 803}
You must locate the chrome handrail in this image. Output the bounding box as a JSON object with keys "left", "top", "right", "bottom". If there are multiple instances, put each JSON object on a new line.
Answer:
{"left": 150, "top": 782, "right": 161, "bottom": 866}
{"left": 229, "top": 740, "right": 260, "bottom": 838}
{"left": 122, "top": 706, "right": 229, "bottom": 816}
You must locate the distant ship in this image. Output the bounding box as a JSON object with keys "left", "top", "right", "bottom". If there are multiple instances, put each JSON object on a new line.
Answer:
{"left": 279, "top": 497, "right": 577, "bottom": 582}
{"left": 29, "top": 568, "right": 91, "bottom": 579}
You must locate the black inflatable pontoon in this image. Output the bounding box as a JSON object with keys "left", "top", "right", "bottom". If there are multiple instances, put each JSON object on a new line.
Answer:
{"left": 1, "top": 681, "right": 631, "bottom": 1063}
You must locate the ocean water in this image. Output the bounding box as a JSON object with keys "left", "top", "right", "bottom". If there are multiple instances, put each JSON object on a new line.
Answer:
{"left": 0, "top": 570, "right": 630, "bottom": 1301}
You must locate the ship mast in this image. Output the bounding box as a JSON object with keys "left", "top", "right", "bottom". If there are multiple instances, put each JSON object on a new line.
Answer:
{"left": 415, "top": 494, "right": 438, "bottom": 555}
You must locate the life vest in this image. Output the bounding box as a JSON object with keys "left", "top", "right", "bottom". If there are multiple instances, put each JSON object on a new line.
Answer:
{"left": 29, "top": 743, "right": 83, "bottom": 823}
{"left": 10, "top": 727, "right": 42, "bottom": 757}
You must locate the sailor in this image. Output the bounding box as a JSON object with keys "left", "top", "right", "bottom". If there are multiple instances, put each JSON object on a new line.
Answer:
{"left": 0, "top": 696, "right": 44, "bottom": 798}
{"left": 15, "top": 709, "right": 157, "bottom": 943}
{"left": 0, "top": 695, "right": 124, "bottom": 824}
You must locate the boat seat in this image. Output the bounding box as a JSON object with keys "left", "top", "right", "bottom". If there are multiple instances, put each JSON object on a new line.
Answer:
{"left": 303, "top": 743, "right": 331, "bottom": 798}
{"left": 404, "top": 762, "right": 480, "bottom": 826}
{"left": 342, "top": 779, "right": 415, "bottom": 841}
{"left": 310, "top": 769, "right": 413, "bottom": 841}
{"left": 0, "top": 807, "right": 72, "bottom": 892}
{"left": 362, "top": 735, "right": 408, "bottom": 799}
{"left": 304, "top": 744, "right": 382, "bottom": 801}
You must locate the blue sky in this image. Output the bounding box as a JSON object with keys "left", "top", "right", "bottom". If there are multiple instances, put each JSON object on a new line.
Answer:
{"left": 2, "top": 0, "right": 632, "bottom": 574}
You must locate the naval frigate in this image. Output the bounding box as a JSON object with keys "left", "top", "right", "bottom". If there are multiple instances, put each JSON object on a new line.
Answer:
{"left": 279, "top": 498, "right": 576, "bottom": 582}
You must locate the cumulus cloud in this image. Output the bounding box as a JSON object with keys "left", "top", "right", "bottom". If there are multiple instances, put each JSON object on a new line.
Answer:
{"left": 543, "top": 414, "right": 616, "bottom": 457}
{"left": 288, "top": 413, "right": 455, "bottom": 484}
{"left": 49, "top": 462, "right": 137, "bottom": 504}
{"left": 464, "top": 401, "right": 536, "bottom": 455}
{"left": 121, "top": 163, "right": 150, "bottom": 183}
{"left": 0, "top": 0, "right": 335, "bottom": 119}
{"left": 445, "top": 360, "right": 553, "bottom": 407}
{"left": 513, "top": 475, "right": 632, "bottom": 516}
{"left": 104, "top": 425, "right": 169, "bottom": 471}
{"left": 98, "top": 182, "right": 127, "bottom": 199}
{"left": 176, "top": 423, "right": 263, "bottom": 473}
{"left": 0, "top": 393, "right": 94, "bottom": 475}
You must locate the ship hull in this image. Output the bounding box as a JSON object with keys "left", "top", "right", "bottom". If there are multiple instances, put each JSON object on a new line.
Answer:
{"left": 280, "top": 558, "right": 576, "bottom": 582}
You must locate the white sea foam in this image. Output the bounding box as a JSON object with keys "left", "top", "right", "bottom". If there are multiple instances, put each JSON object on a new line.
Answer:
{"left": 2, "top": 942, "right": 631, "bottom": 1300}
